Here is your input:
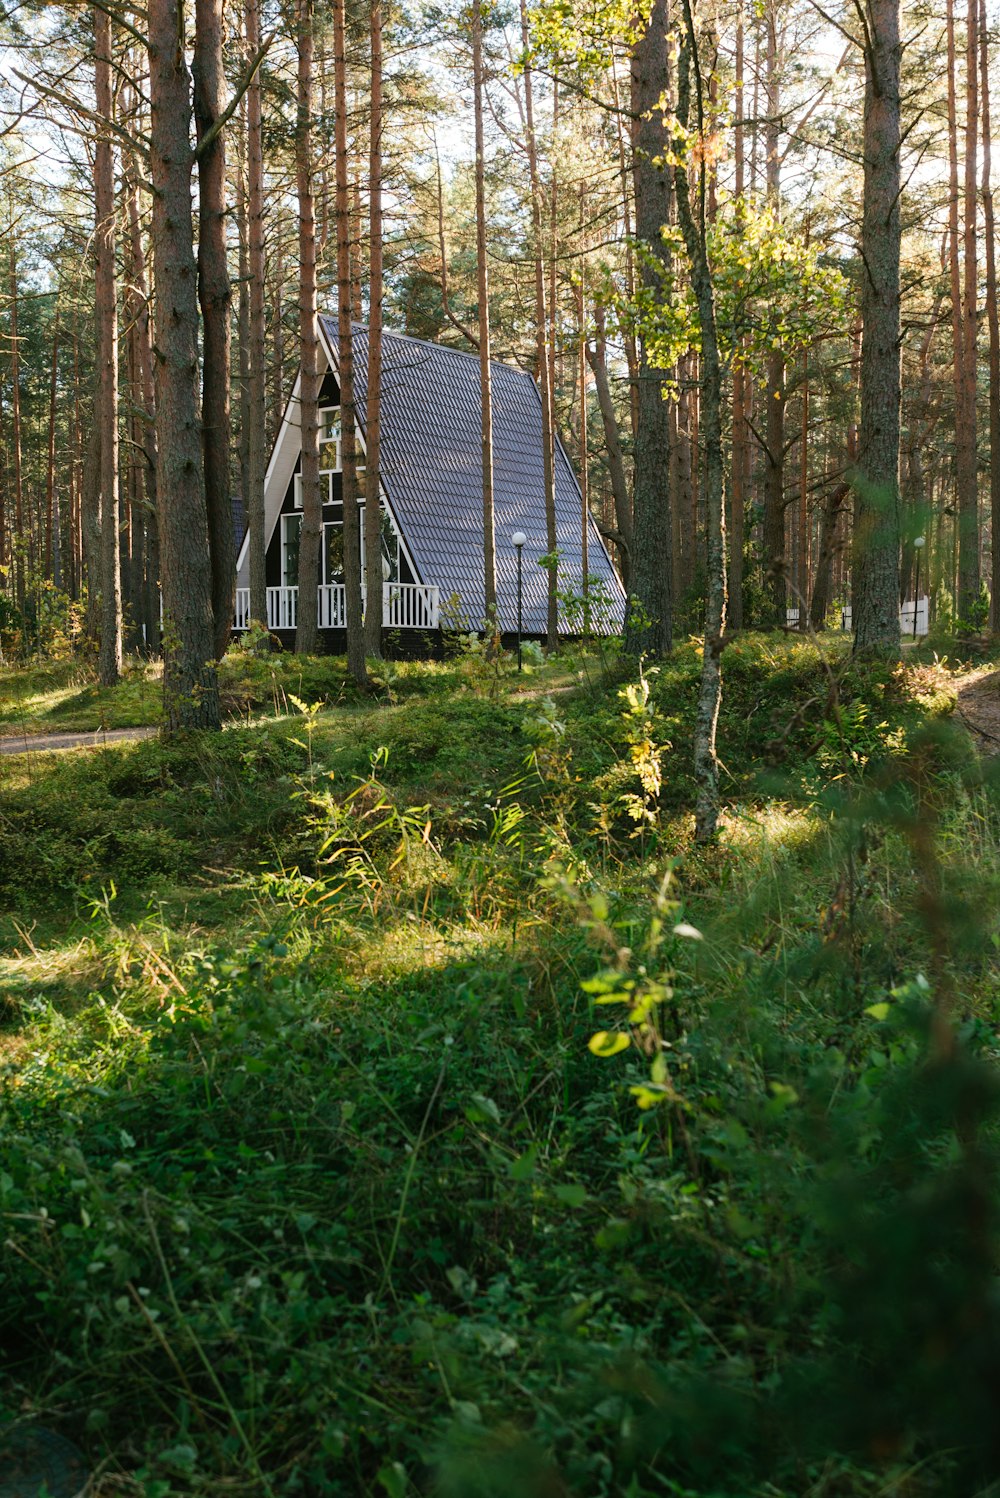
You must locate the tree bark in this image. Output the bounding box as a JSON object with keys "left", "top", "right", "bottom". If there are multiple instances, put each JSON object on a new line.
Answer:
{"left": 194, "top": 0, "right": 234, "bottom": 659}
{"left": 123, "top": 121, "right": 160, "bottom": 654}
{"left": 45, "top": 308, "right": 59, "bottom": 587}
{"left": 674, "top": 19, "right": 725, "bottom": 842}
{"left": 587, "top": 301, "right": 632, "bottom": 587}
{"left": 798, "top": 353, "right": 809, "bottom": 622}
{"left": 294, "top": 0, "right": 323, "bottom": 655}
{"left": 364, "top": 0, "right": 384, "bottom": 656}
{"left": 946, "top": 0, "right": 978, "bottom": 620}
{"left": 472, "top": 0, "right": 497, "bottom": 625}
{"left": 149, "top": 0, "right": 220, "bottom": 729}
{"left": 760, "top": 0, "right": 785, "bottom": 627}
{"left": 82, "top": 414, "right": 102, "bottom": 636}
{"left": 95, "top": 5, "right": 122, "bottom": 684}
{"left": 9, "top": 237, "right": 23, "bottom": 613}
{"left": 246, "top": 0, "right": 267, "bottom": 625}
{"left": 334, "top": 0, "right": 367, "bottom": 682}
{"left": 236, "top": 113, "right": 251, "bottom": 513}
{"left": 852, "top": 0, "right": 901, "bottom": 655}
{"left": 959, "top": 0, "right": 979, "bottom": 616}
{"left": 610, "top": 65, "right": 640, "bottom": 440}
{"left": 729, "top": 0, "right": 746, "bottom": 629}
{"left": 520, "top": 0, "right": 558, "bottom": 649}
{"left": 623, "top": 0, "right": 672, "bottom": 657}
{"left": 271, "top": 231, "right": 285, "bottom": 441}
{"left": 980, "top": 0, "right": 1000, "bottom": 630}
{"left": 810, "top": 483, "right": 850, "bottom": 628}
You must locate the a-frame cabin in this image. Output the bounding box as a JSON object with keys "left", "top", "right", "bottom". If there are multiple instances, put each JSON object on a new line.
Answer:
{"left": 234, "top": 322, "right": 626, "bottom": 648}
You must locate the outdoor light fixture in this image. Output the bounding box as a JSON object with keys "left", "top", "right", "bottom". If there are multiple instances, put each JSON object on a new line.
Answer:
{"left": 912, "top": 535, "right": 926, "bottom": 640}
{"left": 512, "top": 531, "right": 527, "bottom": 670}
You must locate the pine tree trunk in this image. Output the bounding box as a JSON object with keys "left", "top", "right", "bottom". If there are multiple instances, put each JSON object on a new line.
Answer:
{"left": 82, "top": 414, "right": 102, "bottom": 633}
{"left": 123, "top": 129, "right": 160, "bottom": 654}
{"left": 271, "top": 233, "right": 285, "bottom": 442}
{"left": 958, "top": 0, "right": 980, "bottom": 616}
{"left": 149, "top": 0, "right": 220, "bottom": 729}
{"left": 980, "top": 0, "right": 1000, "bottom": 629}
{"left": 610, "top": 66, "right": 640, "bottom": 440}
{"left": 194, "top": 0, "right": 234, "bottom": 659}
{"left": 810, "top": 483, "right": 850, "bottom": 627}
{"left": 334, "top": 0, "right": 367, "bottom": 682}
{"left": 45, "top": 309, "right": 59, "bottom": 586}
{"left": 9, "top": 241, "right": 23, "bottom": 614}
{"left": 587, "top": 301, "right": 632, "bottom": 586}
{"left": 674, "top": 21, "right": 725, "bottom": 842}
{"left": 852, "top": 0, "right": 902, "bottom": 655}
{"left": 236, "top": 115, "right": 251, "bottom": 523}
{"left": 519, "top": 0, "right": 558, "bottom": 649}
{"left": 798, "top": 354, "right": 809, "bottom": 622}
{"left": 623, "top": 0, "right": 672, "bottom": 657}
{"left": 760, "top": 0, "right": 785, "bottom": 628}
{"left": 947, "top": 0, "right": 977, "bottom": 620}
{"left": 472, "top": 0, "right": 497, "bottom": 624}
{"left": 729, "top": 0, "right": 746, "bottom": 630}
{"left": 364, "top": 0, "right": 385, "bottom": 657}
{"left": 246, "top": 0, "right": 267, "bottom": 626}
{"left": 95, "top": 5, "right": 122, "bottom": 684}
{"left": 294, "top": 0, "right": 322, "bottom": 655}
{"left": 762, "top": 347, "right": 786, "bottom": 624}
{"left": 577, "top": 222, "right": 590, "bottom": 618}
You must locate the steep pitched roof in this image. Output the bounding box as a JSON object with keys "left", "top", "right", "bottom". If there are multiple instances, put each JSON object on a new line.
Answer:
{"left": 320, "top": 321, "right": 626, "bottom": 634}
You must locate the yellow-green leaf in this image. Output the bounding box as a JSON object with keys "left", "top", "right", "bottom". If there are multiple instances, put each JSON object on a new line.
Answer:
{"left": 588, "top": 1031, "right": 631, "bottom": 1058}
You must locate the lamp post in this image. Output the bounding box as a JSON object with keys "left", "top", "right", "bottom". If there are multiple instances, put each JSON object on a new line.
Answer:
{"left": 512, "top": 531, "right": 526, "bottom": 670}
{"left": 912, "top": 535, "right": 926, "bottom": 640}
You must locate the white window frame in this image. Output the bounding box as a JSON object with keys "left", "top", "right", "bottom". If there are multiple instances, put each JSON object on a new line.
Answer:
{"left": 294, "top": 471, "right": 335, "bottom": 510}
{"left": 294, "top": 406, "right": 366, "bottom": 509}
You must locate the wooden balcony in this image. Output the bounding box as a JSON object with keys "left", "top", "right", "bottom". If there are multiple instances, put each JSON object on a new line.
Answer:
{"left": 234, "top": 582, "right": 441, "bottom": 633}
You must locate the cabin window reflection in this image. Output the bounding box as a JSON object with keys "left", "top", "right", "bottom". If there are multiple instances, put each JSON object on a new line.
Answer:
{"left": 281, "top": 513, "right": 301, "bottom": 587}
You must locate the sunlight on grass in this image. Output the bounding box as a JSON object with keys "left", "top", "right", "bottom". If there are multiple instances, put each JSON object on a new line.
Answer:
{"left": 721, "top": 801, "right": 826, "bottom": 883}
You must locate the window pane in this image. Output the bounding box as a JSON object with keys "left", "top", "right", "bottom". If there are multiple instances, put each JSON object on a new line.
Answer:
{"left": 323, "top": 522, "right": 344, "bottom": 585}
{"left": 282, "top": 513, "right": 302, "bottom": 587}
{"left": 381, "top": 513, "right": 399, "bottom": 582}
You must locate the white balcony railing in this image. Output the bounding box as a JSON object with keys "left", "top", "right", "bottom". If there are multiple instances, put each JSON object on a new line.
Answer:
{"left": 234, "top": 582, "right": 440, "bottom": 634}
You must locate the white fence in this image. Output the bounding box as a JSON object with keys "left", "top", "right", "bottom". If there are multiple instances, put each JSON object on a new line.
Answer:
{"left": 839, "top": 598, "right": 928, "bottom": 637}
{"left": 234, "top": 582, "right": 440, "bottom": 633}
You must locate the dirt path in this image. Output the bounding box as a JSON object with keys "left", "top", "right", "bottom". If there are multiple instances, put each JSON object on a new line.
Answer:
{"left": 0, "top": 725, "right": 158, "bottom": 756}
{"left": 955, "top": 668, "right": 1000, "bottom": 754}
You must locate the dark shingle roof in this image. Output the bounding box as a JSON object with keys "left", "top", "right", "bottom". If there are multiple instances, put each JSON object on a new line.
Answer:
{"left": 231, "top": 493, "right": 247, "bottom": 553}
{"left": 320, "top": 321, "right": 626, "bottom": 634}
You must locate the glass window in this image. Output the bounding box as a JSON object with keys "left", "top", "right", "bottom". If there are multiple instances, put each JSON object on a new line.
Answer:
{"left": 281, "top": 513, "right": 301, "bottom": 587}
{"left": 381, "top": 512, "right": 399, "bottom": 582}
{"left": 294, "top": 471, "right": 335, "bottom": 510}
{"left": 313, "top": 506, "right": 399, "bottom": 588}
{"left": 316, "top": 406, "right": 365, "bottom": 475}
{"left": 319, "top": 407, "right": 340, "bottom": 473}
{"left": 322, "top": 522, "right": 345, "bottom": 585}
{"left": 356, "top": 506, "right": 400, "bottom": 584}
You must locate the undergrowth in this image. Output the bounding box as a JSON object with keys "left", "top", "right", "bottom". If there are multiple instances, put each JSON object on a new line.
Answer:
{"left": 1, "top": 636, "right": 998, "bottom": 1496}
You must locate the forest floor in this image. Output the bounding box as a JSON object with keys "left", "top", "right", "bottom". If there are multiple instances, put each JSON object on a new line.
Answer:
{"left": 1, "top": 633, "right": 998, "bottom": 1497}
{"left": 955, "top": 665, "right": 1000, "bottom": 753}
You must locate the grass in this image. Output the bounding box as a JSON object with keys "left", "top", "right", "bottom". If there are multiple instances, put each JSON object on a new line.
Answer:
{"left": 1, "top": 635, "right": 999, "bottom": 1496}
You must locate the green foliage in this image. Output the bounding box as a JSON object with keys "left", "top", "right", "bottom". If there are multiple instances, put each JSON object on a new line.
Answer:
{"left": 626, "top": 201, "right": 851, "bottom": 383}
{"left": 958, "top": 579, "right": 991, "bottom": 635}
{"left": 1, "top": 647, "right": 998, "bottom": 1496}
